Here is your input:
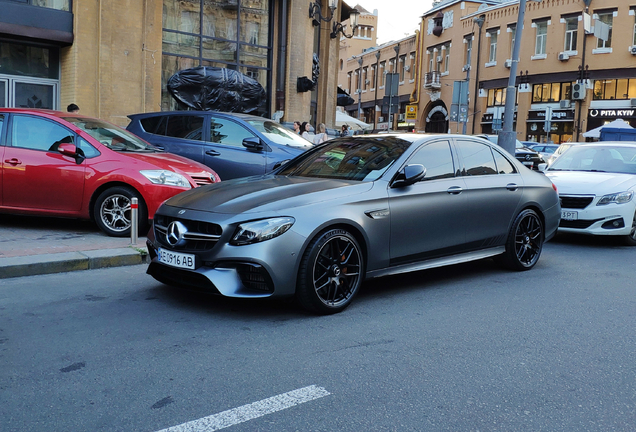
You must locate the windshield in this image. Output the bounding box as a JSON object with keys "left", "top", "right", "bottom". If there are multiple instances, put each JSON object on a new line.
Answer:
{"left": 246, "top": 119, "right": 312, "bottom": 149}
{"left": 62, "top": 117, "right": 157, "bottom": 152}
{"left": 277, "top": 136, "right": 411, "bottom": 181}
{"left": 548, "top": 145, "right": 636, "bottom": 174}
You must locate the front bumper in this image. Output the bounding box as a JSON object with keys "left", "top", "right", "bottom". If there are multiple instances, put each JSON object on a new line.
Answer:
{"left": 145, "top": 215, "right": 306, "bottom": 298}
{"left": 559, "top": 199, "right": 636, "bottom": 236}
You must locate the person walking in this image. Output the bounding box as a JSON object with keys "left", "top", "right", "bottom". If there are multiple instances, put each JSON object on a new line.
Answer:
{"left": 313, "top": 123, "right": 328, "bottom": 145}
{"left": 301, "top": 122, "right": 312, "bottom": 141}
{"left": 293, "top": 121, "right": 301, "bottom": 134}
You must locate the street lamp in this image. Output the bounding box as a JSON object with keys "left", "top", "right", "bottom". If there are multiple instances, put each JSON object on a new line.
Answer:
{"left": 498, "top": 0, "right": 542, "bottom": 155}
{"left": 309, "top": 0, "right": 337, "bottom": 26}
{"left": 330, "top": 8, "right": 360, "bottom": 39}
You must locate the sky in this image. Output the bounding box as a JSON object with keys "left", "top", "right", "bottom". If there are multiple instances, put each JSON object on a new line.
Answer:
{"left": 352, "top": 0, "right": 435, "bottom": 45}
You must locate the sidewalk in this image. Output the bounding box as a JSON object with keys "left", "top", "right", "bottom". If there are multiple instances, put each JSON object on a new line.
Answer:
{"left": 0, "top": 214, "right": 149, "bottom": 279}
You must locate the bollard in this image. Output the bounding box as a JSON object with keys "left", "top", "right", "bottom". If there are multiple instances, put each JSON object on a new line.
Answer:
{"left": 130, "top": 197, "right": 138, "bottom": 245}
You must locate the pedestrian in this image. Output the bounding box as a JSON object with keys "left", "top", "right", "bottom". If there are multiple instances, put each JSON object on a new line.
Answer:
{"left": 293, "top": 121, "right": 301, "bottom": 134}
{"left": 313, "top": 123, "right": 328, "bottom": 145}
{"left": 67, "top": 103, "right": 80, "bottom": 113}
{"left": 301, "top": 122, "right": 312, "bottom": 141}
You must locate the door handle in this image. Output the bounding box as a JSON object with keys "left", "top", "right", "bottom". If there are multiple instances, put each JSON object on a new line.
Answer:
{"left": 447, "top": 186, "right": 463, "bottom": 194}
{"left": 506, "top": 183, "right": 519, "bottom": 191}
{"left": 206, "top": 150, "right": 221, "bottom": 156}
{"left": 4, "top": 158, "right": 21, "bottom": 166}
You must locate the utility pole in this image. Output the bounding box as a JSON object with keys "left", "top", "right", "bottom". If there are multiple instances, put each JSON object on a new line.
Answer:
{"left": 357, "top": 57, "right": 363, "bottom": 120}
{"left": 499, "top": 0, "right": 542, "bottom": 155}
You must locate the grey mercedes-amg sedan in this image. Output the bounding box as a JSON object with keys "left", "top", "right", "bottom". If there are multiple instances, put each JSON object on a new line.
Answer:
{"left": 146, "top": 134, "right": 560, "bottom": 314}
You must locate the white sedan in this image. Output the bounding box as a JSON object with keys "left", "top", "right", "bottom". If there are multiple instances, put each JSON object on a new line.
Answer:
{"left": 545, "top": 142, "right": 636, "bottom": 245}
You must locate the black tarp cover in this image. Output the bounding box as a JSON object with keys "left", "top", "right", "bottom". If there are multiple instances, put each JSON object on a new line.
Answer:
{"left": 167, "top": 66, "right": 266, "bottom": 113}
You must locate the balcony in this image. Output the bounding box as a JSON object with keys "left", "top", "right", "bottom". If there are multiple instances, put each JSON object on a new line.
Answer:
{"left": 424, "top": 71, "right": 441, "bottom": 89}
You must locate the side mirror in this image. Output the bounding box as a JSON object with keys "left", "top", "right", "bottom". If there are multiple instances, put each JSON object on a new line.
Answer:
{"left": 243, "top": 137, "right": 264, "bottom": 151}
{"left": 537, "top": 163, "right": 547, "bottom": 172}
{"left": 392, "top": 164, "right": 426, "bottom": 188}
{"left": 58, "top": 143, "right": 85, "bottom": 164}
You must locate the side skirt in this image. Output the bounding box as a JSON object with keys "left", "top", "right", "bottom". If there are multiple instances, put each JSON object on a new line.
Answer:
{"left": 366, "top": 246, "right": 505, "bottom": 280}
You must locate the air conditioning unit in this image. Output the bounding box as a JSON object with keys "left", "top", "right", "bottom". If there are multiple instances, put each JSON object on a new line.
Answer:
{"left": 630, "top": 46, "right": 636, "bottom": 55}
{"left": 560, "top": 100, "right": 571, "bottom": 109}
{"left": 398, "top": 114, "right": 405, "bottom": 121}
{"left": 572, "top": 82, "right": 586, "bottom": 100}
{"left": 631, "top": 98, "right": 636, "bottom": 107}
{"left": 504, "top": 59, "right": 512, "bottom": 68}
{"left": 558, "top": 52, "right": 569, "bottom": 61}
{"left": 436, "top": 56, "right": 443, "bottom": 63}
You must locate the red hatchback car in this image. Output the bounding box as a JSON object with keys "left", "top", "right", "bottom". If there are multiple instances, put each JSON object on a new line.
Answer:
{"left": 0, "top": 108, "right": 220, "bottom": 236}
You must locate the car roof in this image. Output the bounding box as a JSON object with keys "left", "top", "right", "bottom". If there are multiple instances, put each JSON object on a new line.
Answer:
{"left": 127, "top": 110, "right": 269, "bottom": 122}
{"left": 0, "top": 107, "right": 91, "bottom": 119}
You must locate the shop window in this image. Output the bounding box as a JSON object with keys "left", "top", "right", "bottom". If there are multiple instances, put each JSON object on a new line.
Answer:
{"left": 487, "top": 88, "right": 506, "bottom": 107}
{"left": 532, "top": 82, "right": 573, "bottom": 103}
{"left": 595, "top": 12, "right": 613, "bottom": 49}
{"left": 593, "top": 79, "right": 636, "bottom": 100}
{"left": 535, "top": 20, "right": 548, "bottom": 55}
{"left": 564, "top": 17, "right": 578, "bottom": 52}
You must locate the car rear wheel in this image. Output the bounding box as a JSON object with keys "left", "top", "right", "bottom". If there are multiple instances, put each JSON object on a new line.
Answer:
{"left": 296, "top": 228, "right": 364, "bottom": 314}
{"left": 624, "top": 211, "right": 636, "bottom": 246}
{"left": 496, "top": 209, "right": 543, "bottom": 271}
{"left": 93, "top": 186, "right": 146, "bottom": 237}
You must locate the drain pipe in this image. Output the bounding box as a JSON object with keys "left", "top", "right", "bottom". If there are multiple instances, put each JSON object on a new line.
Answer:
{"left": 276, "top": 0, "right": 289, "bottom": 113}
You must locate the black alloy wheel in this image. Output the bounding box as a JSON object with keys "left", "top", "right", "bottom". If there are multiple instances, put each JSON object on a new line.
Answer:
{"left": 497, "top": 209, "right": 544, "bottom": 271}
{"left": 297, "top": 228, "right": 364, "bottom": 314}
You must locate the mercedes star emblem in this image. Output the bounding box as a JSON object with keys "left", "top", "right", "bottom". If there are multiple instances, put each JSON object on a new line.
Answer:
{"left": 166, "top": 221, "right": 188, "bottom": 246}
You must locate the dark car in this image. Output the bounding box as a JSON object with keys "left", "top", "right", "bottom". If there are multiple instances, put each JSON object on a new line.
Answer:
{"left": 127, "top": 111, "right": 313, "bottom": 180}
{"left": 476, "top": 134, "right": 546, "bottom": 171}
{"left": 146, "top": 134, "right": 561, "bottom": 314}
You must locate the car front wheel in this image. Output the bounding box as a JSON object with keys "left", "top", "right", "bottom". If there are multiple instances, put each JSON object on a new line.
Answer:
{"left": 624, "top": 210, "right": 636, "bottom": 246}
{"left": 496, "top": 209, "right": 543, "bottom": 271}
{"left": 93, "top": 186, "right": 146, "bottom": 237}
{"left": 296, "top": 228, "right": 364, "bottom": 314}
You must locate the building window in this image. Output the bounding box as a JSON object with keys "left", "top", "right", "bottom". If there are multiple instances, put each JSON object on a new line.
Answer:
{"left": 593, "top": 79, "right": 636, "bottom": 100}
{"left": 464, "top": 35, "right": 473, "bottom": 68}
{"left": 487, "top": 88, "right": 506, "bottom": 107}
{"left": 633, "top": 10, "right": 636, "bottom": 46}
{"left": 564, "top": 17, "right": 578, "bottom": 52}
{"left": 409, "top": 53, "right": 415, "bottom": 80}
{"left": 14, "top": 0, "right": 70, "bottom": 11}
{"left": 595, "top": 12, "right": 613, "bottom": 48}
{"left": 363, "top": 67, "right": 368, "bottom": 90}
{"left": 347, "top": 72, "right": 352, "bottom": 94}
{"left": 532, "top": 82, "right": 573, "bottom": 103}
{"left": 488, "top": 30, "right": 498, "bottom": 63}
{"left": 535, "top": 20, "right": 548, "bottom": 55}
{"left": 508, "top": 25, "right": 516, "bottom": 58}
{"left": 399, "top": 55, "right": 406, "bottom": 81}
{"left": 161, "top": 0, "right": 272, "bottom": 113}
{"left": 370, "top": 64, "right": 376, "bottom": 88}
{"left": 443, "top": 44, "right": 450, "bottom": 73}
{"left": 379, "top": 61, "right": 386, "bottom": 87}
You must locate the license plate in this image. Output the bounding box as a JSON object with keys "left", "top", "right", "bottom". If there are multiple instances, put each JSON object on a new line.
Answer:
{"left": 561, "top": 210, "right": 578, "bottom": 220}
{"left": 158, "top": 248, "right": 195, "bottom": 269}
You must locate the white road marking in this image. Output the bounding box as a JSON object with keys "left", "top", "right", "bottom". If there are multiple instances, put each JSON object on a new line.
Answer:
{"left": 156, "top": 385, "right": 330, "bottom": 432}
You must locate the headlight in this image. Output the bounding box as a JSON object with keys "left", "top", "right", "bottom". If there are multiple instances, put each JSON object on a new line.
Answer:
{"left": 597, "top": 191, "right": 634, "bottom": 206}
{"left": 231, "top": 217, "right": 295, "bottom": 246}
{"left": 140, "top": 170, "right": 191, "bottom": 188}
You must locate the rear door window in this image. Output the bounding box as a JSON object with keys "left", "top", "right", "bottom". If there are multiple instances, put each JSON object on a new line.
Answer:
{"left": 140, "top": 116, "right": 168, "bottom": 135}
{"left": 165, "top": 115, "right": 204, "bottom": 141}
{"left": 492, "top": 148, "right": 517, "bottom": 174}
{"left": 455, "top": 139, "right": 498, "bottom": 176}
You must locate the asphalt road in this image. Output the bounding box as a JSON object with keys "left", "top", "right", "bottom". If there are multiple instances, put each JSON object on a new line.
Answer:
{"left": 1, "top": 235, "right": 635, "bottom": 432}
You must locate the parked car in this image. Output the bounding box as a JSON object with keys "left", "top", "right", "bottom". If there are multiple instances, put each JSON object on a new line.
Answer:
{"left": 0, "top": 108, "right": 220, "bottom": 237}
{"left": 528, "top": 143, "right": 560, "bottom": 161}
{"left": 127, "top": 111, "right": 313, "bottom": 180}
{"left": 146, "top": 134, "right": 560, "bottom": 314}
{"left": 547, "top": 142, "right": 581, "bottom": 165}
{"left": 476, "top": 134, "right": 547, "bottom": 171}
{"left": 545, "top": 142, "right": 636, "bottom": 245}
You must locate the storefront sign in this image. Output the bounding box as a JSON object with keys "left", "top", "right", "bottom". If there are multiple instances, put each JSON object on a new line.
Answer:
{"left": 481, "top": 112, "right": 517, "bottom": 123}
{"left": 406, "top": 105, "right": 417, "bottom": 120}
{"left": 589, "top": 109, "right": 636, "bottom": 119}
{"left": 527, "top": 109, "right": 574, "bottom": 122}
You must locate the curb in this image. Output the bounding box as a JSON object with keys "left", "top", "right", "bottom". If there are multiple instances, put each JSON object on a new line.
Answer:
{"left": 0, "top": 247, "right": 149, "bottom": 279}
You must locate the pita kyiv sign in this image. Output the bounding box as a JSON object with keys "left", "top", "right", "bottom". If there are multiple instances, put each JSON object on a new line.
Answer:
{"left": 588, "top": 109, "right": 636, "bottom": 119}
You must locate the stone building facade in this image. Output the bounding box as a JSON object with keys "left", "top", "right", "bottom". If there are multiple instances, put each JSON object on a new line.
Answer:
{"left": 0, "top": 0, "right": 350, "bottom": 128}
{"left": 339, "top": 0, "right": 636, "bottom": 141}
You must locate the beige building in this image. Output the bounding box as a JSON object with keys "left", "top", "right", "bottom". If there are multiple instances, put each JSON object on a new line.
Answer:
{"left": 340, "top": 0, "right": 636, "bottom": 141}
{"left": 0, "top": 0, "right": 354, "bottom": 129}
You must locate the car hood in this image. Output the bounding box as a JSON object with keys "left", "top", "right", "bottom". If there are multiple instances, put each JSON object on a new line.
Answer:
{"left": 123, "top": 152, "right": 212, "bottom": 174}
{"left": 546, "top": 171, "right": 636, "bottom": 195}
{"left": 164, "top": 175, "right": 374, "bottom": 214}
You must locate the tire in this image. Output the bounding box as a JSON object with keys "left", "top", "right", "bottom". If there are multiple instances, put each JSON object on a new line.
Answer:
{"left": 296, "top": 228, "right": 364, "bottom": 314}
{"left": 93, "top": 186, "right": 146, "bottom": 237}
{"left": 496, "top": 209, "right": 544, "bottom": 271}
{"left": 624, "top": 210, "right": 636, "bottom": 246}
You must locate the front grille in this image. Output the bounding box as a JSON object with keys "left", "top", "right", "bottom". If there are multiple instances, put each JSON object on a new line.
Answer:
{"left": 148, "top": 262, "right": 219, "bottom": 293}
{"left": 154, "top": 215, "right": 222, "bottom": 252}
{"left": 560, "top": 218, "right": 603, "bottom": 229}
{"left": 235, "top": 263, "right": 274, "bottom": 293}
{"left": 190, "top": 174, "right": 214, "bottom": 187}
{"left": 560, "top": 195, "right": 594, "bottom": 209}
